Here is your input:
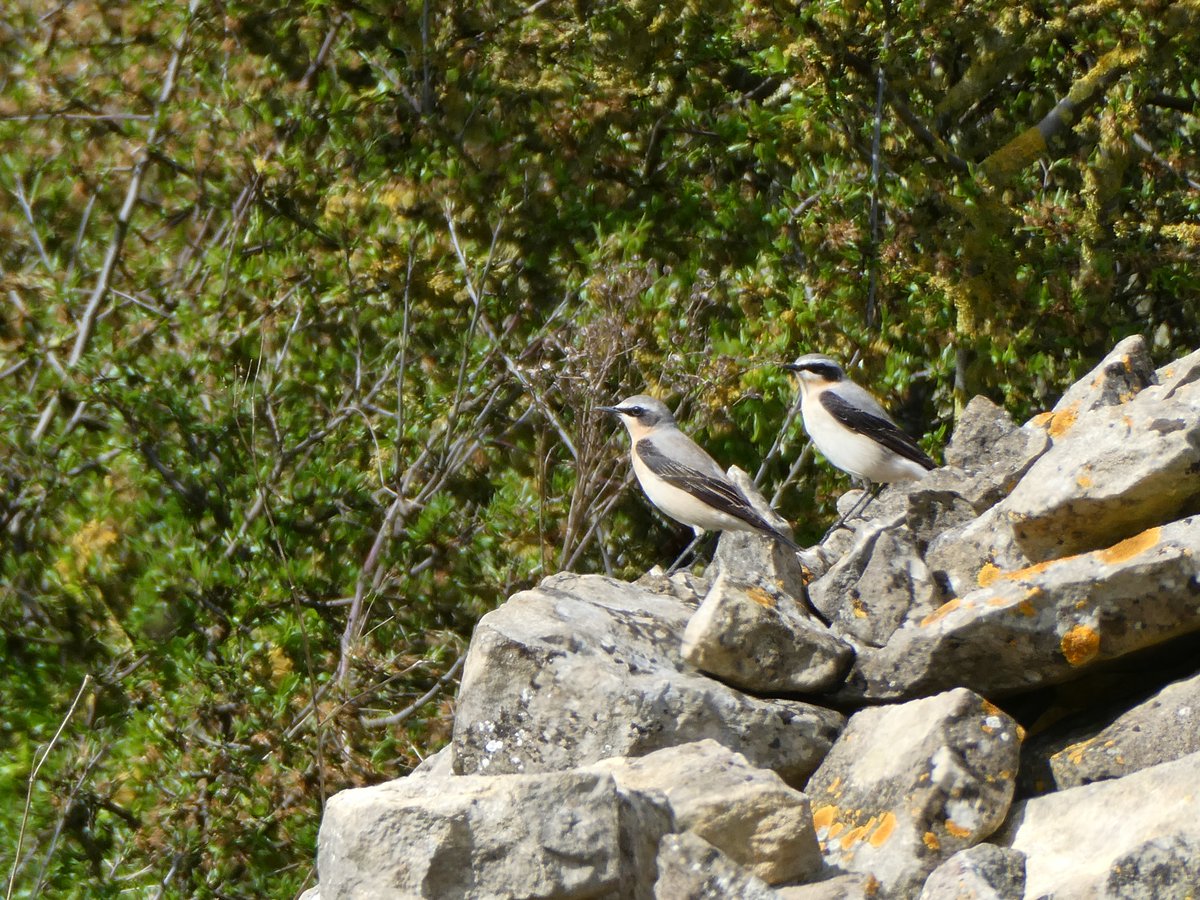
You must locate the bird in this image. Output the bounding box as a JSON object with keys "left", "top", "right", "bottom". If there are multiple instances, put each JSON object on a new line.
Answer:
{"left": 596, "top": 395, "right": 801, "bottom": 552}
{"left": 784, "top": 354, "right": 935, "bottom": 521}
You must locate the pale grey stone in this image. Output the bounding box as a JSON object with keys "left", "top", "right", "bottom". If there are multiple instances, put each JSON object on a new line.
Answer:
{"left": 918, "top": 843, "right": 1026, "bottom": 900}
{"left": 805, "top": 689, "right": 1019, "bottom": 897}
{"left": 297, "top": 888, "right": 321, "bottom": 900}
{"left": 1047, "top": 334, "right": 1156, "bottom": 417}
{"left": 997, "top": 751, "right": 1200, "bottom": 899}
{"left": 1146, "top": 345, "right": 1200, "bottom": 402}
{"left": 451, "top": 573, "right": 843, "bottom": 784}
{"left": 1100, "top": 834, "right": 1200, "bottom": 899}
{"left": 1003, "top": 381, "right": 1200, "bottom": 559}
{"left": 773, "top": 874, "right": 879, "bottom": 899}
{"left": 636, "top": 567, "right": 711, "bottom": 605}
{"left": 317, "top": 771, "right": 672, "bottom": 900}
{"left": 808, "top": 514, "right": 939, "bottom": 647}
{"left": 589, "top": 740, "right": 822, "bottom": 885}
{"left": 1021, "top": 669, "right": 1200, "bottom": 794}
{"left": 682, "top": 572, "right": 852, "bottom": 694}
{"left": 854, "top": 515, "right": 1200, "bottom": 699}
{"left": 653, "top": 832, "right": 777, "bottom": 900}
{"left": 409, "top": 743, "right": 454, "bottom": 777}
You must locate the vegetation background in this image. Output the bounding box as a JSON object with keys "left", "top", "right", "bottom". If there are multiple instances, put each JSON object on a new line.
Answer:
{"left": 2, "top": 0, "right": 1198, "bottom": 895}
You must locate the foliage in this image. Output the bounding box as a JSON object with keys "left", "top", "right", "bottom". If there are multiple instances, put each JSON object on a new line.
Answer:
{"left": 1, "top": 0, "right": 1197, "bottom": 895}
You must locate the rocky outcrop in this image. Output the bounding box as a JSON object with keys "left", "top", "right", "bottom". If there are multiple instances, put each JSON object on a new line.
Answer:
{"left": 806, "top": 689, "right": 1019, "bottom": 896}
{"left": 449, "top": 573, "right": 843, "bottom": 784}
{"left": 308, "top": 338, "right": 1200, "bottom": 899}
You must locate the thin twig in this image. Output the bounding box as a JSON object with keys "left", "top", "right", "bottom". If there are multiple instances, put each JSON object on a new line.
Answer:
{"left": 7, "top": 675, "right": 92, "bottom": 900}
{"left": 68, "top": 0, "right": 201, "bottom": 368}
{"left": 360, "top": 655, "right": 465, "bottom": 728}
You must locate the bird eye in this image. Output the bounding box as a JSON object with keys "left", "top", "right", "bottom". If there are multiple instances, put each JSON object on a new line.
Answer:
{"left": 626, "top": 406, "right": 643, "bottom": 417}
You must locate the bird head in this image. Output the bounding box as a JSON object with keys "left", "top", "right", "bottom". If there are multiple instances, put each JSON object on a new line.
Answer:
{"left": 596, "top": 395, "right": 675, "bottom": 438}
{"left": 783, "top": 353, "right": 845, "bottom": 387}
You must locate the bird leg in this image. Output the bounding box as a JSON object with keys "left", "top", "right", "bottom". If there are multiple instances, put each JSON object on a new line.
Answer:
{"left": 667, "top": 529, "right": 709, "bottom": 574}
{"left": 822, "top": 481, "right": 882, "bottom": 542}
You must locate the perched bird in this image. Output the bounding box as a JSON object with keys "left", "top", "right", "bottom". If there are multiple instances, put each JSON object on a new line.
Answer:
{"left": 784, "top": 354, "right": 935, "bottom": 498}
{"left": 597, "top": 395, "right": 800, "bottom": 551}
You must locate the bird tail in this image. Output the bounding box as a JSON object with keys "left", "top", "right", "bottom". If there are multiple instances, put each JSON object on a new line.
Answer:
{"left": 770, "top": 528, "right": 801, "bottom": 553}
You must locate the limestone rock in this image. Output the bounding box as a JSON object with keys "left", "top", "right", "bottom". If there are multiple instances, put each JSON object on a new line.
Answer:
{"left": 1021, "top": 669, "right": 1200, "bottom": 794}
{"left": 636, "top": 567, "right": 711, "bottom": 605}
{"left": 998, "top": 750, "right": 1200, "bottom": 899}
{"left": 808, "top": 514, "right": 939, "bottom": 647}
{"left": 773, "top": 874, "right": 880, "bottom": 899}
{"left": 298, "top": 888, "right": 321, "bottom": 900}
{"left": 1045, "top": 334, "right": 1156, "bottom": 417}
{"left": 316, "top": 771, "right": 672, "bottom": 900}
{"left": 451, "top": 573, "right": 844, "bottom": 784}
{"left": 806, "top": 689, "right": 1020, "bottom": 896}
{"left": 1146, "top": 345, "right": 1200, "bottom": 402}
{"left": 409, "top": 743, "right": 454, "bottom": 777}
{"left": 709, "top": 466, "right": 809, "bottom": 597}
{"left": 653, "top": 832, "right": 778, "bottom": 900}
{"left": 917, "top": 843, "right": 1026, "bottom": 900}
{"left": 682, "top": 572, "right": 853, "bottom": 694}
{"left": 855, "top": 516, "right": 1200, "bottom": 699}
{"left": 1004, "top": 379, "right": 1200, "bottom": 559}
{"left": 924, "top": 505, "right": 1031, "bottom": 606}
{"left": 589, "top": 740, "right": 822, "bottom": 885}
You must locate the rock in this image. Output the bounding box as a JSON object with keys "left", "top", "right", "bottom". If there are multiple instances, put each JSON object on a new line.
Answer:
{"left": 1146, "top": 345, "right": 1200, "bottom": 402}
{"left": 1043, "top": 334, "right": 1156, "bottom": 418}
{"left": 806, "top": 689, "right": 1020, "bottom": 896}
{"left": 653, "top": 832, "right": 778, "bottom": 900}
{"left": 917, "top": 843, "right": 1026, "bottom": 900}
{"left": 710, "top": 467, "right": 810, "bottom": 597}
{"left": 924, "top": 505, "right": 1031, "bottom": 605}
{"left": 854, "top": 516, "right": 1200, "bottom": 699}
{"left": 1101, "top": 834, "right": 1200, "bottom": 899}
{"left": 1021, "top": 669, "right": 1200, "bottom": 794}
{"left": 1004, "top": 380, "right": 1200, "bottom": 559}
{"left": 808, "top": 513, "right": 939, "bottom": 647}
{"left": 409, "top": 743, "right": 454, "bottom": 777}
{"left": 773, "top": 874, "right": 880, "bottom": 899}
{"left": 636, "top": 567, "right": 711, "bottom": 605}
{"left": 589, "top": 740, "right": 823, "bottom": 885}
{"left": 298, "top": 888, "right": 321, "bottom": 900}
{"left": 681, "top": 572, "right": 853, "bottom": 694}
{"left": 997, "top": 750, "right": 1200, "bottom": 899}
{"left": 316, "top": 770, "right": 672, "bottom": 900}
{"left": 451, "top": 573, "right": 844, "bottom": 784}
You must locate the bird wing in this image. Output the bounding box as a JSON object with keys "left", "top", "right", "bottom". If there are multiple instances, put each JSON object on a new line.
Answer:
{"left": 635, "top": 437, "right": 797, "bottom": 548}
{"left": 819, "top": 391, "right": 936, "bottom": 471}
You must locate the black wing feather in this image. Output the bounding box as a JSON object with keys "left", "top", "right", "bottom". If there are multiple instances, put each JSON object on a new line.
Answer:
{"left": 819, "top": 392, "right": 935, "bottom": 470}
{"left": 635, "top": 439, "right": 799, "bottom": 550}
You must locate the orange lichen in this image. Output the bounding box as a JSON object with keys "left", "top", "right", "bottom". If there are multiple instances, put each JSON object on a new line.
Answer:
{"left": 923, "top": 831, "right": 941, "bottom": 851}
{"left": 841, "top": 823, "right": 871, "bottom": 850}
{"left": 1030, "top": 411, "right": 1054, "bottom": 428}
{"left": 868, "top": 812, "right": 897, "bottom": 848}
{"left": 1061, "top": 624, "right": 1101, "bottom": 666}
{"left": 1076, "top": 473, "right": 1093, "bottom": 488}
{"left": 977, "top": 563, "right": 1000, "bottom": 587}
{"left": 827, "top": 822, "right": 845, "bottom": 839}
{"left": 1016, "top": 598, "right": 1038, "bottom": 617}
{"left": 747, "top": 587, "right": 776, "bottom": 608}
{"left": 921, "top": 598, "right": 961, "bottom": 626}
{"left": 1098, "top": 527, "right": 1162, "bottom": 565}
{"left": 812, "top": 805, "right": 838, "bottom": 829}
{"left": 852, "top": 598, "right": 869, "bottom": 618}
{"left": 826, "top": 777, "right": 842, "bottom": 795}
{"left": 1047, "top": 404, "right": 1079, "bottom": 438}
{"left": 945, "top": 820, "right": 972, "bottom": 839}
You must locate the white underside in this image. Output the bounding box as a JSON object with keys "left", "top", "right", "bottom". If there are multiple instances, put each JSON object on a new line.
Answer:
{"left": 802, "top": 395, "right": 929, "bottom": 483}
{"left": 631, "top": 453, "right": 760, "bottom": 534}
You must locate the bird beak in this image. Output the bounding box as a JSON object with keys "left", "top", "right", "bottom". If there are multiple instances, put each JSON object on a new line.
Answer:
{"left": 594, "top": 405, "right": 620, "bottom": 415}
{"left": 782, "top": 362, "right": 803, "bottom": 373}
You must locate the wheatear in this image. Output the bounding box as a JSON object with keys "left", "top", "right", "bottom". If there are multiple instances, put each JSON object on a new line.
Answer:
{"left": 784, "top": 354, "right": 934, "bottom": 495}
{"left": 597, "top": 395, "right": 800, "bottom": 551}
